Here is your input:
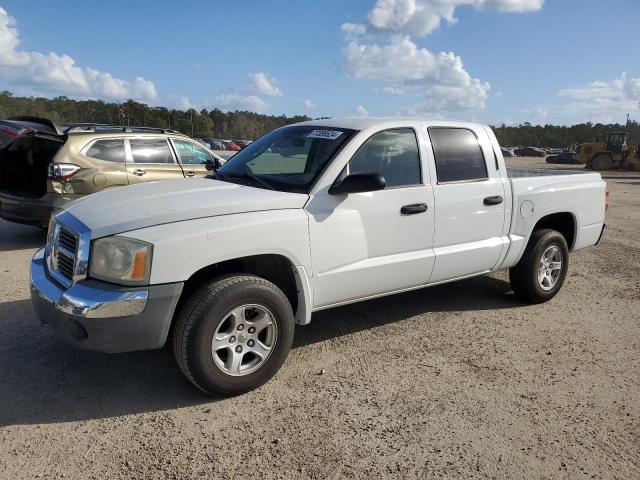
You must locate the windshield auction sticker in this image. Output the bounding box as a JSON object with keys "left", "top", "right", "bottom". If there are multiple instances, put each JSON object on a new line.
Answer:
{"left": 307, "top": 130, "right": 343, "bottom": 140}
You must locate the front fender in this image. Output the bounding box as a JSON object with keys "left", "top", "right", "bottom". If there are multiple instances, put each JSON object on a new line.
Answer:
{"left": 123, "top": 210, "right": 312, "bottom": 285}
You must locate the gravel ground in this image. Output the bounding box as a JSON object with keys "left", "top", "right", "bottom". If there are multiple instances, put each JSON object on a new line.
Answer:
{"left": 0, "top": 157, "right": 638, "bottom": 479}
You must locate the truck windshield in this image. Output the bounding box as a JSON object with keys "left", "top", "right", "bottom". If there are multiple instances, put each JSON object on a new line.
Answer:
{"left": 215, "top": 125, "right": 357, "bottom": 193}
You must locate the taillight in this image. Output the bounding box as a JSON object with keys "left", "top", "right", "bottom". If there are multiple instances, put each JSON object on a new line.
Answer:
{"left": 1, "top": 126, "right": 20, "bottom": 136}
{"left": 48, "top": 163, "right": 81, "bottom": 180}
{"left": 605, "top": 184, "right": 609, "bottom": 212}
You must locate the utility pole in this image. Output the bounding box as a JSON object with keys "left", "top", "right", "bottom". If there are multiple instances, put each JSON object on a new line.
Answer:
{"left": 189, "top": 89, "right": 194, "bottom": 137}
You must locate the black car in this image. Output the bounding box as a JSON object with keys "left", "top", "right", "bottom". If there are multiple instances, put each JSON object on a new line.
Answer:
{"left": 546, "top": 151, "right": 579, "bottom": 164}
{"left": 514, "top": 147, "right": 546, "bottom": 157}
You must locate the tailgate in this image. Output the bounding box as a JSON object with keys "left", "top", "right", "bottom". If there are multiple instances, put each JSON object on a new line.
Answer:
{"left": 0, "top": 117, "right": 65, "bottom": 198}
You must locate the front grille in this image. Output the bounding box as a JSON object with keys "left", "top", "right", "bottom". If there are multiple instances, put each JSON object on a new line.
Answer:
{"left": 50, "top": 224, "right": 80, "bottom": 286}
{"left": 58, "top": 228, "right": 78, "bottom": 253}
{"left": 45, "top": 212, "right": 89, "bottom": 288}
{"left": 56, "top": 249, "right": 75, "bottom": 279}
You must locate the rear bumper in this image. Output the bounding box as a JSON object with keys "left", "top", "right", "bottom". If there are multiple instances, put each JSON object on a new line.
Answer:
{"left": 30, "top": 248, "right": 184, "bottom": 353}
{"left": 0, "top": 193, "right": 80, "bottom": 227}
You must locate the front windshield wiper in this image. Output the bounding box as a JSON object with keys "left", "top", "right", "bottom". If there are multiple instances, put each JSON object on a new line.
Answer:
{"left": 215, "top": 170, "right": 274, "bottom": 190}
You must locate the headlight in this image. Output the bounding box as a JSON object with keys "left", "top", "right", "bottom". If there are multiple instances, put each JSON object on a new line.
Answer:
{"left": 90, "top": 237, "right": 153, "bottom": 286}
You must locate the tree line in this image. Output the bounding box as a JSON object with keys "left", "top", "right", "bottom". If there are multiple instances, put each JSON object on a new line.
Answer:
{"left": 0, "top": 91, "right": 310, "bottom": 140}
{"left": 492, "top": 121, "right": 640, "bottom": 148}
{"left": 1, "top": 91, "right": 639, "bottom": 146}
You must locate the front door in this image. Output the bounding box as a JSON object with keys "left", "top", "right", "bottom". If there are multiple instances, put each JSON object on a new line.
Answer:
{"left": 171, "top": 138, "right": 220, "bottom": 177}
{"left": 426, "top": 126, "right": 508, "bottom": 283}
{"left": 125, "top": 137, "right": 185, "bottom": 184}
{"left": 306, "top": 127, "right": 435, "bottom": 308}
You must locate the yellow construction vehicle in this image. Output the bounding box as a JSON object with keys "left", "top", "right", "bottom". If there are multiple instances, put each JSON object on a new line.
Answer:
{"left": 576, "top": 132, "right": 640, "bottom": 171}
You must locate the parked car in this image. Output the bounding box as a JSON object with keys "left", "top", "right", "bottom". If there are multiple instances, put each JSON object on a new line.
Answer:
{"left": 546, "top": 151, "right": 579, "bottom": 164}
{"left": 30, "top": 118, "right": 607, "bottom": 395}
{"left": 514, "top": 147, "right": 546, "bottom": 157}
{"left": 196, "top": 138, "right": 213, "bottom": 148}
{"left": 232, "top": 140, "right": 252, "bottom": 150}
{"left": 202, "top": 138, "right": 227, "bottom": 150}
{"left": 0, "top": 117, "right": 224, "bottom": 228}
{"left": 225, "top": 141, "right": 242, "bottom": 151}
{"left": 501, "top": 147, "right": 516, "bottom": 157}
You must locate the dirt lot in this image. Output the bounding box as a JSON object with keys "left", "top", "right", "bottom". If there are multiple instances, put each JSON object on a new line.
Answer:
{"left": 0, "top": 157, "right": 638, "bottom": 479}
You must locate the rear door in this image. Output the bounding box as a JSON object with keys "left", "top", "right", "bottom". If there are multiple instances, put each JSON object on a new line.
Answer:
{"left": 170, "top": 138, "right": 219, "bottom": 177}
{"left": 125, "top": 137, "right": 185, "bottom": 184}
{"left": 427, "top": 126, "right": 508, "bottom": 283}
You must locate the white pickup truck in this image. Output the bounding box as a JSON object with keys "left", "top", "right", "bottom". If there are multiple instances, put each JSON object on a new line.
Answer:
{"left": 30, "top": 118, "right": 607, "bottom": 395}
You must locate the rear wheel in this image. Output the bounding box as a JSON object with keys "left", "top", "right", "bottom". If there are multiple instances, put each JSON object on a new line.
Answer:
{"left": 172, "top": 275, "right": 295, "bottom": 396}
{"left": 509, "top": 229, "right": 569, "bottom": 303}
{"left": 591, "top": 153, "right": 612, "bottom": 171}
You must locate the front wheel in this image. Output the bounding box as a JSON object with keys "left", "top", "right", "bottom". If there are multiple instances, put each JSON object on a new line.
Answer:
{"left": 509, "top": 229, "right": 569, "bottom": 303}
{"left": 172, "top": 275, "right": 295, "bottom": 396}
{"left": 591, "top": 153, "right": 612, "bottom": 171}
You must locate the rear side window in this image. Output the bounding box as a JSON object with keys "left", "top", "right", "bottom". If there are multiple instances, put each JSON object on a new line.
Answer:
{"left": 429, "top": 128, "right": 487, "bottom": 183}
{"left": 84, "top": 139, "right": 126, "bottom": 163}
{"left": 130, "top": 138, "right": 174, "bottom": 164}
{"left": 348, "top": 128, "right": 421, "bottom": 188}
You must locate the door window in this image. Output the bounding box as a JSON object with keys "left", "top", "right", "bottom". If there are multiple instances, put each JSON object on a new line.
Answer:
{"left": 347, "top": 128, "right": 421, "bottom": 188}
{"left": 129, "top": 138, "right": 174, "bottom": 164}
{"left": 173, "top": 139, "right": 215, "bottom": 165}
{"left": 429, "top": 128, "right": 487, "bottom": 183}
{"left": 84, "top": 139, "right": 126, "bottom": 163}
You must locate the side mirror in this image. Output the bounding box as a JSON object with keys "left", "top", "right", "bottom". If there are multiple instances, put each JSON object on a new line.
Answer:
{"left": 205, "top": 158, "right": 222, "bottom": 171}
{"left": 329, "top": 172, "right": 385, "bottom": 195}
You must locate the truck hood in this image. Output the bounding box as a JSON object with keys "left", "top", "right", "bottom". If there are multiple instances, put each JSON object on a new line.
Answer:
{"left": 63, "top": 178, "right": 309, "bottom": 238}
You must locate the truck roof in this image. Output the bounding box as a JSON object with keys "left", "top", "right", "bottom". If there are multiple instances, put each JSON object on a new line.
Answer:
{"left": 295, "top": 116, "right": 485, "bottom": 131}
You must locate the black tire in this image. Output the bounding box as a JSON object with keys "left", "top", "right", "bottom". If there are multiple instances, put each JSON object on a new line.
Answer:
{"left": 509, "top": 229, "right": 569, "bottom": 304}
{"left": 172, "top": 274, "right": 295, "bottom": 396}
{"left": 591, "top": 153, "right": 612, "bottom": 171}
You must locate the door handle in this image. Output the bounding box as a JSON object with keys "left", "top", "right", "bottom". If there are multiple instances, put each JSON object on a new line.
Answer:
{"left": 185, "top": 171, "right": 196, "bottom": 177}
{"left": 132, "top": 169, "right": 146, "bottom": 176}
{"left": 400, "top": 203, "right": 428, "bottom": 215}
{"left": 484, "top": 195, "right": 503, "bottom": 206}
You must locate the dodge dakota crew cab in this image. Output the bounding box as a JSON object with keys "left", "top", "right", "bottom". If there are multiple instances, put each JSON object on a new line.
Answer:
{"left": 30, "top": 118, "right": 607, "bottom": 395}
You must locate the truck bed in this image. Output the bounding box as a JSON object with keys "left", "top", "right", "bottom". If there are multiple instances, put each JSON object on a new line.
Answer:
{"left": 503, "top": 166, "right": 605, "bottom": 259}
{"left": 507, "top": 168, "right": 590, "bottom": 178}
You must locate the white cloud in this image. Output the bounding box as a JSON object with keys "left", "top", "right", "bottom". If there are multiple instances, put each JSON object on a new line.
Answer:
{"left": 302, "top": 99, "right": 315, "bottom": 109}
{"left": 0, "top": 7, "right": 157, "bottom": 101}
{"left": 355, "top": 104, "right": 369, "bottom": 116}
{"left": 166, "top": 95, "right": 191, "bottom": 110}
{"left": 215, "top": 92, "right": 268, "bottom": 113}
{"left": 362, "top": 0, "right": 544, "bottom": 37}
{"left": 344, "top": 35, "right": 490, "bottom": 111}
{"left": 522, "top": 106, "right": 548, "bottom": 122}
{"left": 383, "top": 86, "right": 408, "bottom": 95}
{"left": 248, "top": 72, "right": 283, "bottom": 97}
{"left": 557, "top": 73, "right": 640, "bottom": 123}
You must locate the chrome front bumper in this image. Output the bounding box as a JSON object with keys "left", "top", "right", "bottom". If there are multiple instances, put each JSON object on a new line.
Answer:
{"left": 30, "top": 248, "right": 184, "bottom": 353}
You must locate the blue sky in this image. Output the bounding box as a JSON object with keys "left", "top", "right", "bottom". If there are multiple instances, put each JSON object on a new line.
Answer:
{"left": 0, "top": 0, "right": 638, "bottom": 125}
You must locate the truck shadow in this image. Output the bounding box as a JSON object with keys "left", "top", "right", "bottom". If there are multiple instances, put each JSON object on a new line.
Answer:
{"left": 293, "top": 275, "right": 520, "bottom": 349}
{"left": 0, "top": 220, "right": 46, "bottom": 251}
{"left": 0, "top": 275, "right": 520, "bottom": 426}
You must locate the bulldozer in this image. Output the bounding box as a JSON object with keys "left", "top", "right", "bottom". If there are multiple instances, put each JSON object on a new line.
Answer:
{"left": 576, "top": 132, "right": 640, "bottom": 171}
